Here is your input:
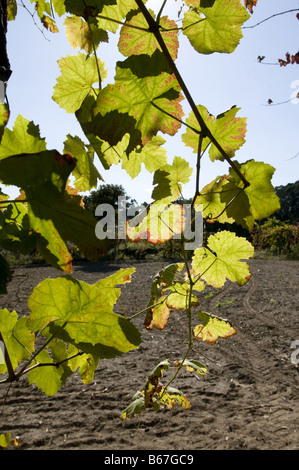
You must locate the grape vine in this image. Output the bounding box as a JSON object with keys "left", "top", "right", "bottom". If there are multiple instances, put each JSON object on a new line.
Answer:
{"left": 0, "top": 0, "right": 281, "bottom": 441}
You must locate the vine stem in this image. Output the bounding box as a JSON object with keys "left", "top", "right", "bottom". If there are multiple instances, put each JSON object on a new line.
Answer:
{"left": 134, "top": 0, "right": 250, "bottom": 190}
{"left": 242, "top": 9, "right": 299, "bottom": 29}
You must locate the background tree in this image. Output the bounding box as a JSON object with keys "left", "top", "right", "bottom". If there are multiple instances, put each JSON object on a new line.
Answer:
{"left": 83, "top": 184, "right": 137, "bottom": 214}
{"left": 274, "top": 181, "right": 299, "bottom": 224}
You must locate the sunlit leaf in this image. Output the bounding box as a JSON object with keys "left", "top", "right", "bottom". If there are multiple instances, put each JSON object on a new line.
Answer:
{"left": 158, "top": 386, "right": 191, "bottom": 410}
{"left": 52, "top": 52, "right": 107, "bottom": 113}
{"left": 119, "top": 9, "right": 179, "bottom": 60}
{"left": 97, "top": 61, "right": 183, "bottom": 146}
{"left": 196, "top": 160, "right": 280, "bottom": 231}
{"left": 98, "top": 0, "right": 143, "bottom": 33}
{"left": 7, "top": 0, "right": 17, "bottom": 21}
{"left": 193, "top": 311, "right": 237, "bottom": 344}
{"left": 152, "top": 156, "right": 193, "bottom": 202}
{"left": 175, "top": 359, "right": 207, "bottom": 376}
{"left": 64, "top": 15, "right": 108, "bottom": 53}
{"left": 27, "top": 275, "right": 141, "bottom": 353}
{"left": 192, "top": 231, "right": 254, "bottom": 288}
{"left": 0, "top": 309, "right": 35, "bottom": 375}
{"left": 182, "top": 105, "right": 247, "bottom": 162}
{"left": 126, "top": 202, "right": 185, "bottom": 244}
{"left": 122, "top": 135, "right": 168, "bottom": 179}
{"left": 0, "top": 150, "right": 109, "bottom": 272}
{"left": 0, "top": 115, "right": 46, "bottom": 159}
{"left": 63, "top": 134, "right": 103, "bottom": 191}
{"left": 144, "top": 295, "right": 170, "bottom": 330}
{"left": 0, "top": 433, "right": 11, "bottom": 448}
{"left": 183, "top": 0, "right": 250, "bottom": 54}
{"left": 27, "top": 349, "right": 67, "bottom": 396}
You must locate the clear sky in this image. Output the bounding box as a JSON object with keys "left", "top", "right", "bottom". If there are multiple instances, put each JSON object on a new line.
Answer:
{"left": 4, "top": 0, "right": 299, "bottom": 204}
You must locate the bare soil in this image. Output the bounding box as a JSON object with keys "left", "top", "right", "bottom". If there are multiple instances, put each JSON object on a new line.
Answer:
{"left": 0, "top": 258, "right": 298, "bottom": 450}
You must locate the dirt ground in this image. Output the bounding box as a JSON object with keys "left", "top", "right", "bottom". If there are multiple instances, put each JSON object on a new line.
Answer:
{"left": 0, "top": 257, "right": 298, "bottom": 451}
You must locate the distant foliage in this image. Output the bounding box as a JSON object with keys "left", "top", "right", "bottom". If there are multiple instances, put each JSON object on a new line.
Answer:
{"left": 251, "top": 218, "right": 299, "bottom": 255}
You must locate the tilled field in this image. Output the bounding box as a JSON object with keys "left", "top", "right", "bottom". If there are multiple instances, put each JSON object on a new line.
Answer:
{"left": 0, "top": 258, "right": 298, "bottom": 450}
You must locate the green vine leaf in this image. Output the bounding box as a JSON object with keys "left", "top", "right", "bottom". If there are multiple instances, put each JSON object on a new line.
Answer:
{"left": 121, "top": 135, "right": 168, "bottom": 178}
{"left": 192, "top": 230, "right": 254, "bottom": 289}
{"left": 118, "top": 9, "right": 179, "bottom": 60}
{"left": 0, "top": 433, "right": 11, "bottom": 448}
{"left": 151, "top": 156, "right": 193, "bottom": 202}
{"left": 0, "top": 150, "right": 110, "bottom": 272}
{"left": 27, "top": 348, "right": 71, "bottom": 396}
{"left": 0, "top": 115, "right": 46, "bottom": 159}
{"left": 64, "top": 0, "right": 102, "bottom": 17}
{"left": 183, "top": 0, "right": 250, "bottom": 54}
{"left": 0, "top": 200, "right": 37, "bottom": 255}
{"left": 175, "top": 359, "right": 207, "bottom": 376}
{"left": 64, "top": 15, "right": 108, "bottom": 53}
{"left": 0, "top": 309, "right": 35, "bottom": 375}
{"left": 120, "top": 391, "right": 146, "bottom": 419}
{"left": 96, "top": 61, "right": 183, "bottom": 146}
{"left": 229, "top": 160, "right": 281, "bottom": 224}
{"left": 52, "top": 52, "right": 107, "bottom": 113}
{"left": 98, "top": 0, "right": 144, "bottom": 34}
{"left": 126, "top": 202, "right": 185, "bottom": 244}
{"left": 63, "top": 134, "right": 103, "bottom": 191}
{"left": 196, "top": 160, "right": 280, "bottom": 231}
{"left": 193, "top": 311, "right": 237, "bottom": 345}
{"left": 182, "top": 105, "right": 247, "bottom": 162}
{"left": 27, "top": 275, "right": 141, "bottom": 353}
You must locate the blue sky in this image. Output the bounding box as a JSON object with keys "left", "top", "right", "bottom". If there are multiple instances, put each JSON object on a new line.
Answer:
{"left": 4, "top": 0, "right": 299, "bottom": 204}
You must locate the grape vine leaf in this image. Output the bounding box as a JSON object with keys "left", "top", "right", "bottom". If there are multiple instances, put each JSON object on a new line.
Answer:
{"left": 229, "top": 160, "right": 281, "bottom": 223}
{"left": 151, "top": 156, "right": 193, "bottom": 202}
{"left": 120, "top": 391, "right": 146, "bottom": 420}
{"left": 0, "top": 200, "right": 37, "bottom": 255}
{"left": 164, "top": 282, "right": 199, "bottom": 310}
{"left": 196, "top": 160, "right": 280, "bottom": 231}
{"left": 192, "top": 231, "right": 254, "bottom": 288}
{"left": 64, "top": 15, "right": 108, "bottom": 53}
{"left": 0, "top": 433, "right": 11, "bottom": 448}
{"left": 94, "top": 267, "right": 136, "bottom": 306}
{"left": 0, "top": 309, "right": 35, "bottom": 375}
{"left": 0, "top": 150, "right": 110, "bottom": 272}
{"left": 0, "top": 115, "right": 46, "bottom": 159}
{"left": 27, "top": 349, "right": 70, "bottom": 396}
{"left": 126, "top": 202, "right": 185, "bottom": 244}
{"left": 27, "top": 275, "right": 141, "bottom": 353}
{"left": 67, "top": 345, "right": 99, "bottom": 384}
{"left": 182, "top": 0, "right": 250, "bottom": 54}
{"left": 175, "top": 359, "right": 207, "bottom": 376}
{"left": 97, "top": 0, "right": 144, "bottom": 34}
{"left": 193, "top": 311, "right": 237, "bottom": 344}
{"left": 52, "top": 52, "right": 107, "bottom": 113}
{"left": 121, "top": 135, "right": 168, "bottom": 179}
{"left": 182, "top": 105, "right": 247, "bottom": 162}
{"left": 7, "top": 0, "right": 17, "bottom": 21}
{"left": 96, "top": 60, "right": 184, "bottom": 146}
{"left": 64, "top": 0, "right": 105, "bottom": 17}
{"left": 63, "top": 134, "right": 103, "bottom": 191}
{"left": 51, "top": 0, "right": 66, "bottom": 17}
{"left": 118, "top": 9, "right": 179, "bottom": 60}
